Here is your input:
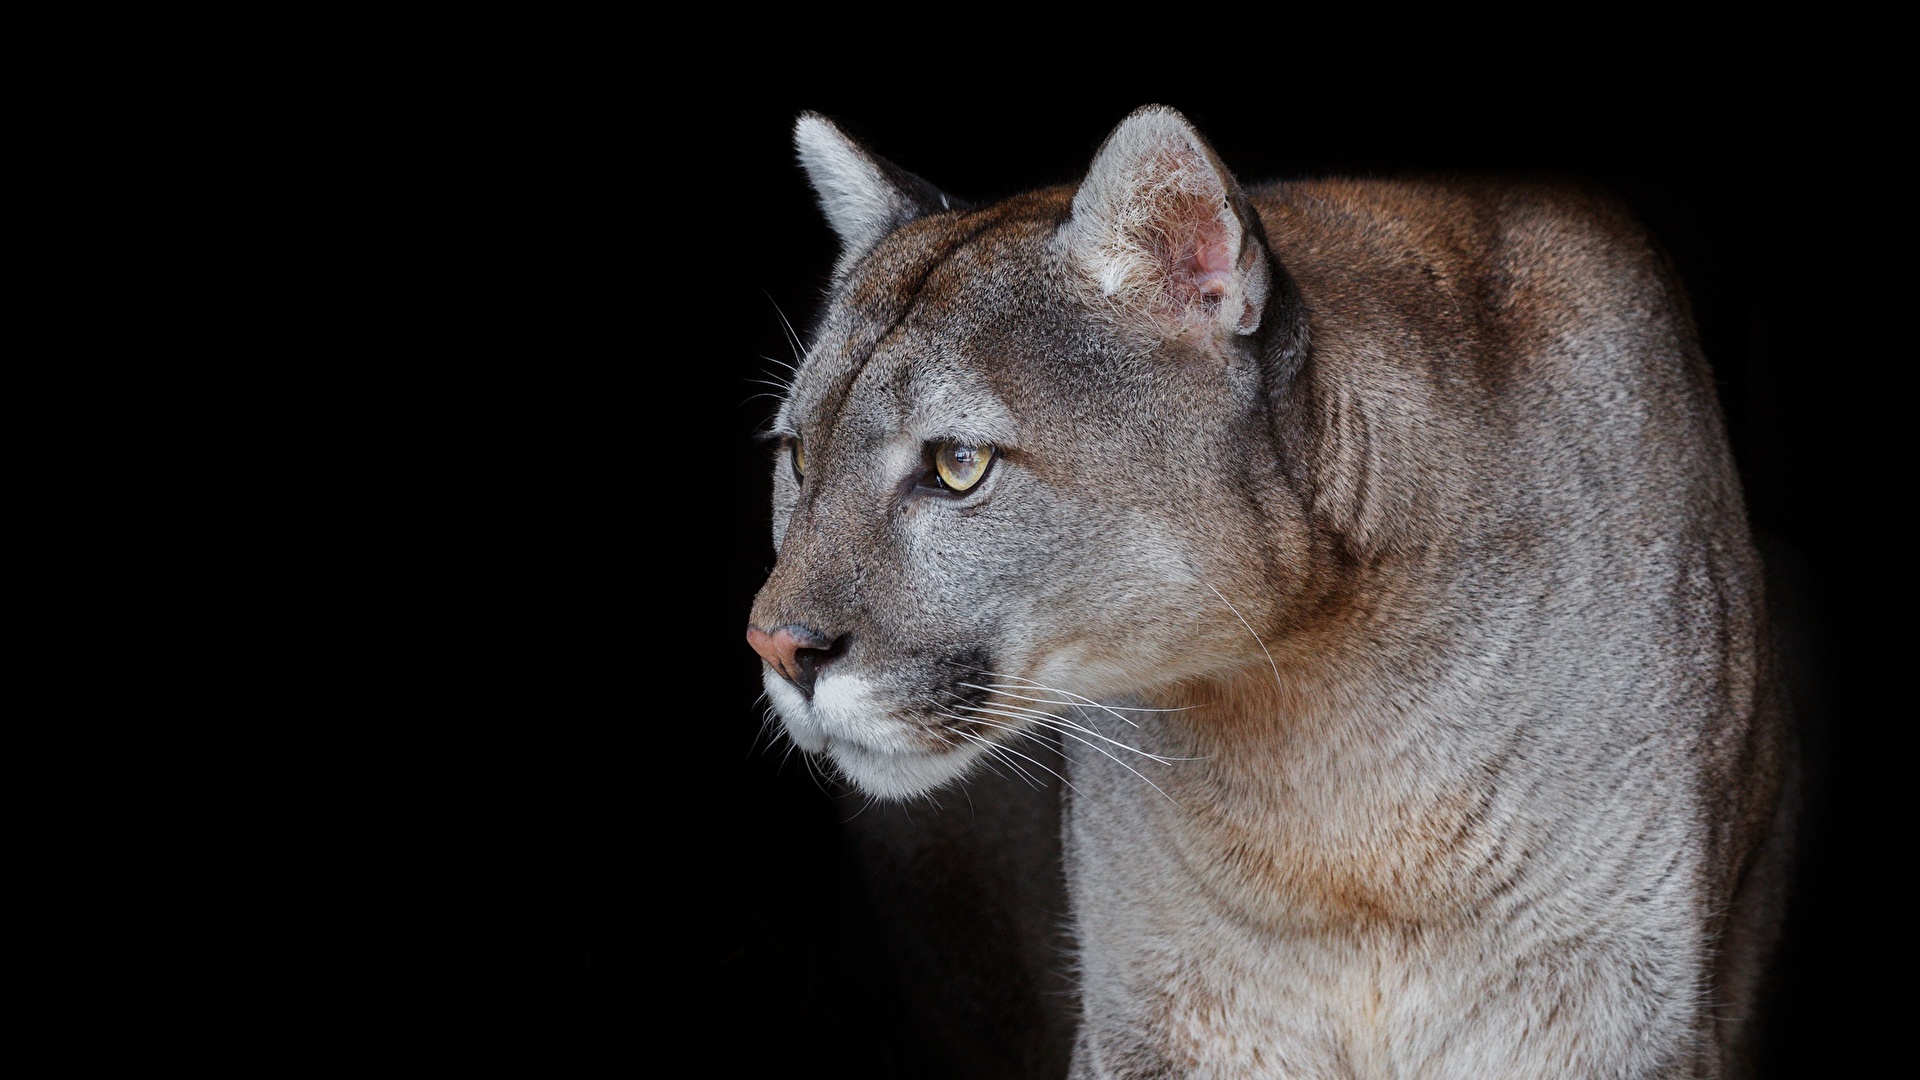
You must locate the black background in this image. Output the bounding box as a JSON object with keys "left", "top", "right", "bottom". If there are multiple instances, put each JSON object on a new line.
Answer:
{"left": 424, "top": 83, "right": 1864, "bottom": 1075}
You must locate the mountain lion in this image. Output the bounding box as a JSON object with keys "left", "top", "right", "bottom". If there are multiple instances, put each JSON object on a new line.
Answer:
{"left": 747, "top": 106, "right": 1793, "bottom": 1079}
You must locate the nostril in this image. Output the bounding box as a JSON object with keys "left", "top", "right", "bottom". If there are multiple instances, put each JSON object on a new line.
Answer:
{"left": 746, "top": 624, "right": 848, "bottom": 697}
{"left": 789, "top": 633, "right": 849, "bottom": 694}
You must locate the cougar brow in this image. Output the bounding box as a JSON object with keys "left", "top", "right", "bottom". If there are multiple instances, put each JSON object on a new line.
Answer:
{"left": 800, "top": 209, "right": 1013, "bottom": 448}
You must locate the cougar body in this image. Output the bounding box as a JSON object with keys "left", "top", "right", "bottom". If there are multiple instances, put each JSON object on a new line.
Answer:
{"left": 747, "top": 107, "right": 1792, "bottom": 1079}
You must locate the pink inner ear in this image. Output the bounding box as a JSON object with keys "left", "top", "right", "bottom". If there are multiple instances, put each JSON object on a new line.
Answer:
{"left": 1173, "top": 213, "right": 1236, "bottom": 310}
{"left": 1128, "top": 143, "right": 1245, "bottom": 324}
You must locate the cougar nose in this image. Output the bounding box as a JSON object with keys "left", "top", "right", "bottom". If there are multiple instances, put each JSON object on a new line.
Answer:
{"left": 746, "top": 623, "right": 846, "bottom": 697}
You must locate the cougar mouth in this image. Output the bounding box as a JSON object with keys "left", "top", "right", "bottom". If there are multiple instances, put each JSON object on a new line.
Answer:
{"left": 819, "top": 735, "right": 989, "bottom": 801}
{"left": 761, "top": 664, "right": 993, "bottom": 800}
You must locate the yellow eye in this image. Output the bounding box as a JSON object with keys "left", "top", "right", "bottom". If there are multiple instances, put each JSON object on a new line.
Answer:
{"left": 790, "top": 439, "right": 805, "bottom": 481}
{"left": 933, "top": 443, "right": 994, "bottom": 492}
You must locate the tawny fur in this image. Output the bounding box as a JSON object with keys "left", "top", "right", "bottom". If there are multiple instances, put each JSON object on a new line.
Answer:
{"left": 750, "top": 106, "right": 1792, "bottom": 1079}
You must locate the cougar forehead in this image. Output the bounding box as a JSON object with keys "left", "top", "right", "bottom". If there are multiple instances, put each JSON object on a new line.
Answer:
{"left": 776, "top": 196, "right": 1074, "bottom": 448}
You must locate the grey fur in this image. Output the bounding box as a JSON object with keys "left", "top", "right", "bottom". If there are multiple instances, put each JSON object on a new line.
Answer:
{"left": 751, "top": 107, "right": 1791, "bottom": 1079}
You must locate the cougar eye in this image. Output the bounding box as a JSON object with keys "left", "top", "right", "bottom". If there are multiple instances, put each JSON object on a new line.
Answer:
{"left": 932, "top": 443, "right": 994, "bottom": 492}
{"left": 789, "top": 438, "right": 806, "bottom": 481}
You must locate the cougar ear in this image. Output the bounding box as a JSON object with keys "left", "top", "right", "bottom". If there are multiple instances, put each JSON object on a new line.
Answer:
{"left": 1061, "top": 105, "right": 1271, "bottom": 339}
{"left": 794, "top": 112, "right": 964, "bottom": 282}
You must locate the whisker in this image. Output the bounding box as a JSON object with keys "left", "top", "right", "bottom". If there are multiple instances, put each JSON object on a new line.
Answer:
{"left": 801, "top": 749, "right": 838, "bottom": 800}
{"left": 761, "top": 289, "right": 808, "bottom": 364}
{"left": 962, "top": 680, "right": 1150, "bottom": 730}
{"left": 963, "top": 673, "right": 1205, "bottom": 733}
{"left": 1024, "top": 716, "right": 1203, "bottom": 765}
{"left": 752, "top": 699, "right": 801, "bottom": 764}
{"left": 968, "top": 672, "right": 1195, "bottom": 713}
{"left": 839, "top": 786, "right": 882, "bottom": 823}
{"left": 1029, "top": 719, "right": 1197, "bottom": 765}
{"left": 952, "top": 702, "right": 1189, "bottom": 765}
{"left": 757, "top": 353, "right": 799, "bottom": 377}
{"left": 962, "top": 713, "right": 1175, "bottom": 805}
{"left": 949, "top": 696, "right": 1061, "bottom": 724}
{"left": 938, "top": 715, "right": 1084, "bottom": 798}
{"left": 929, "top": 699, "right": 1082, "bottom": 791}
{"left": 953, "top": 729, "right": 1044, "bottom": 791}
{"left": 969, "top": 681, "right": 1200, "bottom": 716}
{"left": 1203, "top": 580, "right": 1284, "bottom": 697}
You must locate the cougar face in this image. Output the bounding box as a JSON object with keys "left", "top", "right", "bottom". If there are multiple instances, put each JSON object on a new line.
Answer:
{"left": 750, "top": 195, "right": 1297, "bottom": 800}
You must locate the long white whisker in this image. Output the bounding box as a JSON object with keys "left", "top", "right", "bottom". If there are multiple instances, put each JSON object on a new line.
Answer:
{"left": 963, "top": 673, "right": 1204, "bottom": 732}
{"left": 1024, "top": 716, "right": 1200, "bottom": 765}
{"left": 839, "top": 785, "right": 883, "bottom": 823}
{"left": 754, "top": 699, "right": 803, "bottom": 766}
{"left": 964, "top": 676, "right": 1151, "bottom": 730}
{"left": 953, "top": 703, "right": 1189, "bottom": 765}
{"left": 762, "top": 289, "right": 807, "bottom": 364}
{"left": 928, "top": 703, "right": 1082, "bottom": 796}
{"left": 947, "top": 695, "right": 1065, "bottom": 725}
{"left": 963, "top": 714, "right": 1176, "bottom": 806}
{"left": 941, "top": 718, "right": 1086, "bottom": 798}
{"left": 957, "top": 681, "right": 1137, "bottom": 721}
{"left": 800, "top": 748, "right": 838, "bottom": 799}
{"left": 1019, "top": 715, "right": 1205, "bottom": 764}
{"left": 938, "top": 691, "right": 1112, "bottom": 739}
{"left": 1203, "top": 580, "right": 1284, "bottom": 697}
{"left": 965, "top": 681, "right": 1199, "bottom": 715}
{"left": 953, "top": 729, "right": 1044, "bottom": 791}
{"left": 967, "top": 672, "right": 1183, "bottom": 710}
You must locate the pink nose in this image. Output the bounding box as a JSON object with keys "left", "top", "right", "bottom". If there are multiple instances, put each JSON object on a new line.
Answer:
{"left": 746, "top": 623, "right": 838, "bottom": 695}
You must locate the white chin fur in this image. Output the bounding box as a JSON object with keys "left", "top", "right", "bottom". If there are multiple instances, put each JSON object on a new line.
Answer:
{"left": 763, "top": 674, "right": 827, "bottom": 751}
{"left": 827, "top": 739, "right": 985, "bottom": 801}
{"left": 761, "top": 669, "right": 984, "bottom": 800}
